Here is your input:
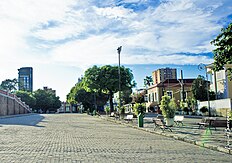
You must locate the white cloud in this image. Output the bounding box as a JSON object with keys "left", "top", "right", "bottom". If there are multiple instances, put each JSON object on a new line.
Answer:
{"left": 94, "top": 6, "right": 136, "bottom": 19}
{"left": 0, "top": 0, "right": 231, "bottom": 100}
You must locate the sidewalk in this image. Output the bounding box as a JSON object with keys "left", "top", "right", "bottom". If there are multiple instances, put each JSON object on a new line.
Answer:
{"left": 99, "top": 114, "right": 232, "bottom": 155}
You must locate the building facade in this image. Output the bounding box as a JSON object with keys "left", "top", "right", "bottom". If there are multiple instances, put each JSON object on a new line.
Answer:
{"left": 43, "top": 86, "right": 56, "bottom": 96}
{"left": 152, "top": 68, "right": 177, "bottom": 84}
{"left": 207, "top": 64, "right": 232, "bottom": 99}
{"left": 146, "top": 79, "right": 194, "bottom": 112}
{"left": 18, "top": 67, "right": 33, "bottom": 92}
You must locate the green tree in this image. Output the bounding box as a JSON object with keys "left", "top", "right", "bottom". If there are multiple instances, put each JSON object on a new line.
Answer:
{"left": 83, "top": 65, "right": 136, "bottom": 112}
{"left": 15, "top": 90, "right": 36, "bottom": 109}
{"left": 121, "top": 88, "right": 132, "bottom": 104}
{"left": 0, "top": 78, "right": 18, "bottom": 92}
{"left": 144, "top": 76, "right": 153, "bottom": 87}
{"left": 34, "top": 89, "right": 61, "bottom": 113}
{"left": 67, "top": 80, "right": 108, "bottom": 112}
{"left": 211, "top": 23, "right": 232, "bottom": 79}
{"left": 191, "top": 75, "right": 208, "bottom": 101}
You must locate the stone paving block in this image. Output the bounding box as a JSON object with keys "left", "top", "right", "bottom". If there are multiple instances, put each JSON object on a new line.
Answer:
{"left": 0, "top": 114, "right": 231, "bottom": 162}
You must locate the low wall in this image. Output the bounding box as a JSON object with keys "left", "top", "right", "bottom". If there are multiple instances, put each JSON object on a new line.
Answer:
{"left": 198, "top": 98, "right": 232, "bottom": 116}
{"left": 0, "top": 89, "right": 31, "bottom": 116}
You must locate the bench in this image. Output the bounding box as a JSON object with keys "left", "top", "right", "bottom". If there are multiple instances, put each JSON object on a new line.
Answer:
{"left": 124, "top": 115, "right": 133, "bottom": 123}
{"left": 197, "top": 117, "right": 216, "bottom": 129}
{"left": 153, "top": 119, "right": 172, "bottom": 132}
{"left": 211, "top": 119, "right": 227, "bottom": 128}
{"left": 197, "top": 117, "right": 227, "bottom": 134}
{"left": 174, "top": 115, "right": 184, "bottom": 126}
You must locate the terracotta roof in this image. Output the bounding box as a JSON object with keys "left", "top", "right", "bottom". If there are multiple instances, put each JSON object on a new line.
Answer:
{"left": 146, "top": 79, "right": 195, "bottom": 90}
{"left": 156, "top": 79, "right": 195, "bottom": 87}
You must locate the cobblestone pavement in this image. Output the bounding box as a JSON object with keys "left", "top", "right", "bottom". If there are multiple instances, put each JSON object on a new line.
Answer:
{"left": 119, "top": 114, "right": 232, "bottom": 152}
{"left": 0, "top": 114, "right": 232, "bottom": 163}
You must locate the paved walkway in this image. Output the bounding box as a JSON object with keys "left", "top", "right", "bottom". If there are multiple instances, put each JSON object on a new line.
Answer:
{"left": 104, "top": 113, "right": 232, "bottom": 154}
{"left": 0, "top": 114, "right": 231, "bottom": 162}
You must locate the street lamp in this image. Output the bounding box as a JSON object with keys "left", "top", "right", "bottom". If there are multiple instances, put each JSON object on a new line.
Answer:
{"left": 117, "top": 46, "right": 122, "bottom": 112}
{"left": 198, "top": 63, "right": 211, "bottom": 117}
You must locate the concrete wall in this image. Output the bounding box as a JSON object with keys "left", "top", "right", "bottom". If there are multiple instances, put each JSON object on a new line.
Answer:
{"left": 0, "top": 90, "right": 31, "bottom": 116}
{"left": 198, "top": 98, "right": 232, "bottom": 116}
{"left": 0, "top": 95, "right": 7, "bottom": 116}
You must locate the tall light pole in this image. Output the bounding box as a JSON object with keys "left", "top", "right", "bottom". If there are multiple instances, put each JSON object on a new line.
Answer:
{"left": 117, "top": 46, "right": 122, "bottom": 112}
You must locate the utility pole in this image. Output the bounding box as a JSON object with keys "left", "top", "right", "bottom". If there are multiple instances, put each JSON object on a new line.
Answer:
{"left": 117, "top": 46, "right": 122, "bottom": 113}
{"left": 180, "top": 70, "right": 185, "bottom": 102}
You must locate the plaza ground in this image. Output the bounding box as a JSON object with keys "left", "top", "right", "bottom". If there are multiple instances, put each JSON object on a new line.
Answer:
{"left": 0, "top": 113, "right": 232, "bottom": 162}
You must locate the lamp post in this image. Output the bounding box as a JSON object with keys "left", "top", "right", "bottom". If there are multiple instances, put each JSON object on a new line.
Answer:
{"left": 198, "top": 63, "right": 211, "bottom": 117}
{"left": 117, "top": 46, "right": 122, "bottom": 112}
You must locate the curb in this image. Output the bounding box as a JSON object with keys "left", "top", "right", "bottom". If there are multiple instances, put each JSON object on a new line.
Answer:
{"left": 0, "top": 113, "right": 37, "bottom": 119}
{"left": 98, "top": 115, "right": 232, "bottom": 155}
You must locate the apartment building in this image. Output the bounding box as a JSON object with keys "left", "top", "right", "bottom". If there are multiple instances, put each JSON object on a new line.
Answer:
{"left": 18, "top": 67, "right": 33, "bottom": 92}
{"left": 152, "top": 67, "right": 177, "bottom": 84}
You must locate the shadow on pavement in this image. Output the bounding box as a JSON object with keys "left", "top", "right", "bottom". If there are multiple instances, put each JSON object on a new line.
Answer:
{"left": 0, "top": 114, "right": 45, "bottom": 127}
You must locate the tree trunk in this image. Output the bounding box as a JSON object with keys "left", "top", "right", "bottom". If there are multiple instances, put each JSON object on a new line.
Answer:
{"left": 109, "top": 91, "right": 114, "bottom": 113}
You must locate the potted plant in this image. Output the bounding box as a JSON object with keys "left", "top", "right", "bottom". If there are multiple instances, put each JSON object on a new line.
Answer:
{"left": 159, "top": 93, "right": 177, "bottom": 126}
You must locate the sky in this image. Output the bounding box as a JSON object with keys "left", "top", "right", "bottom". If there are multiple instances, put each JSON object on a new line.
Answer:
{"left": 0, "top": 0, "right": 231, "bottom": 101}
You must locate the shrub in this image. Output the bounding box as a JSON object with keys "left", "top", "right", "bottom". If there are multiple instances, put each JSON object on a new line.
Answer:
{"left": 183, "top": 107, "right": 189, "bottom": 113}
{"left": 133, "top": 103, "right": 146, "bottom": 116}
{"left": 104, "top": 106, "right": 110, "bottom": 115}
{"left": 200, "top": 106, "right": 208, "bottom": 113}
{"left": 229, "top": 111, "right": 232, "bottom": 120}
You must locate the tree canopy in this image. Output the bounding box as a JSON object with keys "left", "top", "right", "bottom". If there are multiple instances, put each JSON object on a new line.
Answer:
{"left": 0, "top": 78, "right": 18, "bottom": 92}
{"left": 191, "top": 75, "right": 217, "bottom": 101}
{"left": 15, "top": 90, "right": 36, "bottom": 108}
{"left": 83, "top": 65, "right": 136, "bottom": 112}
{"left": 211, "top": 23, "right": 232, "bottom": 78}
{"left": 191, "top": 75, "right": 208, "bottom": 101}
{"left": 34, "top": 89, "right": 61, "bottom": 113}
{"left": 67, "top": 65, "right": 136, "bottom": 112}
{"left": 144, "top": 76, "right": 153, "bottom": 87}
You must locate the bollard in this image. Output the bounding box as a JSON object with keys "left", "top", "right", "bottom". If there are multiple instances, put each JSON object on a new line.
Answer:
{"left": 138, "top": 113, "right": 144, "bottom": 127}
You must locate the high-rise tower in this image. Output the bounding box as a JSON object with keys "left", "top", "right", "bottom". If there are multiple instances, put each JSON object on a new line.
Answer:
{"left": 152, "top": 67, "right": 177, "bottom": 84}
{"left": 18, "top": 67, "right": 33, "bottom": 92}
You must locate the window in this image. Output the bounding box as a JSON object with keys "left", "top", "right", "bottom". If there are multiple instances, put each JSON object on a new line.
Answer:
{"left": 167, "top": 91, "right": 173, "bottom": 98}
{"left": 152, "top": 93, "right": 154, "bottom": 102}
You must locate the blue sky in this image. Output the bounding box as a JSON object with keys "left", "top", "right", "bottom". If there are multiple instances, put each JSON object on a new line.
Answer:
{"left": 0, "top": 0, "right": 231, "bottom": 101}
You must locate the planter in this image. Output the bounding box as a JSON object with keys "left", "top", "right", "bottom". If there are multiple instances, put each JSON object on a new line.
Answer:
{"left": 165, "top": 118, "right": 174, "bottom": 127}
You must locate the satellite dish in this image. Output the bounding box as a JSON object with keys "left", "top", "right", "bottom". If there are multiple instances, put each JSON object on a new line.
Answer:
{"left": 198, "top": 63, "right": 205, "bottom": 71}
